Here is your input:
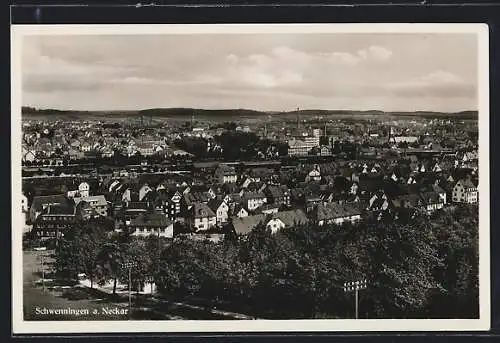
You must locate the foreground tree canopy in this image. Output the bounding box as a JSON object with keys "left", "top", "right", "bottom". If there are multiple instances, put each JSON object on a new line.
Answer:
{"left": 52, "top": 204, "right": 478, "bottom": 319}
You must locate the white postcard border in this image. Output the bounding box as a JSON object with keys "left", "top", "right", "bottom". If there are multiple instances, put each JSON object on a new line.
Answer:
{"left": 11, "top": 23, "right": 491, "bottom": 334}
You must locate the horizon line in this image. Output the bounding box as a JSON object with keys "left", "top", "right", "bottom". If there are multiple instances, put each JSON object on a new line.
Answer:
{"left": 21, "top": 106, "right": 479, "bottom": 114}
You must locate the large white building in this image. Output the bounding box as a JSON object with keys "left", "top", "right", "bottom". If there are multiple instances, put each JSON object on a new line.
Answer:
{"left": 287, "top": 136, "right": 320, "bottom": 156}
{"left": 123, "top": 213, "right": 174, "bottom": 238}
{"left": 452, "top": 178, "right": 478, "bottom": 204}
{"left": 214, "top": 165, "right": 238, "bottom": 184}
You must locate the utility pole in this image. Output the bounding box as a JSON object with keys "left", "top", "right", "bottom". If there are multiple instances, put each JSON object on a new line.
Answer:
{"left": 155, "top": 227, "right": 162, "bottom": 295}
{"left": 343, "top": 279, "right": 368, "bottom": 319}
{"left": 34, "top": 247, "right": 47, "bottom": 291}
{"left": 122, "top": 261, "right": 138, "bottom": 320}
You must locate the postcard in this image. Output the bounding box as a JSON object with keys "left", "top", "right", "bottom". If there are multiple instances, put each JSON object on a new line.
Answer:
{"left": 11, "top": 23, "right": 490, "bottom": 334}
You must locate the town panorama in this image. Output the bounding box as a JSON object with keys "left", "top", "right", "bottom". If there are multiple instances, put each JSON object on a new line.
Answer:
{"left": 21, "top": 108, "right": 479, "bottom": 320}
{"left": 18, "top": 31, "right": 480, "bottom": 322}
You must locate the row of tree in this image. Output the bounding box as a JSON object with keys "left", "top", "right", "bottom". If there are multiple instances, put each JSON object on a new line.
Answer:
{"left": 174, "top": 131, "right": 284, "bottom": 161}
{"left": 52, "top": 204, "right": 478, "bottom": 319}
{"left": 155, "top": 205, "right": 478, "bottom": 319}
{"left": 53, "top": 221, "right": 168, "bottom": 294}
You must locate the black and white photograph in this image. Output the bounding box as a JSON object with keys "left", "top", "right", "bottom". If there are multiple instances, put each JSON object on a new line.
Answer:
{"left": 11, "top": 24, "right": 490, "bottom": 333}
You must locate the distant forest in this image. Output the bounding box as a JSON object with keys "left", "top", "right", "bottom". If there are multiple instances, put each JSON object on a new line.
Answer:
{"left": 21, "top": 106, "right": 478, "bottom": 120}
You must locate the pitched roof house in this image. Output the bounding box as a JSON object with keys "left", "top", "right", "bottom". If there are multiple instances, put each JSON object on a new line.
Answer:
{"left": 124, "top": 213, "right": 174, "bottom": 238}
{"left": 207, "top": 198, "right": 230, "bottom": 225}
{"left": 187, "top": 202, "right": 217, "bottom": 231}
{"left": 265, "top": 209, "right": 309, "bottom": 233}
{"left": 229, "top": 214, "right": 266, "bottom": 235}
{"left": 29, "top": 194, "right": 71, "bottom": 223}
{"left": 313, "top": 202, "right": 362, "bottom": 226}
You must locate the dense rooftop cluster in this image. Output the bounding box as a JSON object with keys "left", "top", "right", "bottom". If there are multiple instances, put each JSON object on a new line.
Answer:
{"left": 21, "top": 114, "right": 479, "bottom": 242}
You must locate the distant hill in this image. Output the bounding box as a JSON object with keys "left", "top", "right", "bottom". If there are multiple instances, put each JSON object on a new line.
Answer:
{"left": 138, "top": 108, "right": 268, "bottom": 117}
{"left": 21, "top": 106, "right": 478, "bottom": 120}
{"left": 21, "top": 106, "right": 140, "bottom": 117}
{"left": 282, "top": 109, "right": 386, "bottom": 116}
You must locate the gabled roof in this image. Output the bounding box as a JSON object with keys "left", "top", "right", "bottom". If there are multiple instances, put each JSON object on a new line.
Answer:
{"left": 141, "top": 190, "right": 157, "bottom": 203}
{"left": 243, "top": 191, "right": 267, "bottom": 200}
{"left": 407, "top": 155, "right": 419, "bottom": 163}
{"left": 305, "top": 193, "right": 323, "bottom": 202}
{"left": 246, "top": 181, "right": 266, "bottom": 192}
{"left": 184, "top": 192, "right": 210, "bottom": 206}
{"left": 270, "top": 209, "right": 309, "bottom": 227}
{"left": 390, "top": 164, "right": 411, "bottom": 179}
{"left": 228, "top": 193, "right": 242, "bottom": 203}
{"left": 207, "top": 198, "right": 227, "bottom": 212}
{"left": 358, "top": 176, "right": 385, "bottom": 193}
{"left": 31, "top": 194, "right": 69, "bottom": 212}
{"left": 421, "top": 183, "right": 446, "bottom": 194}
{"left": 391, "top": 194, "right": 421, "bottom": 208}
{"left": 458, "top": 178, "right": 476, "bottom": 189}
{"left": 420, "top": 191, "right": 442, "bottom": 205}
{"left": 230, "top": 214, "right": 266, "bottom": 235}
{"left": 215, "top": 164, "right": 237, "bottom": 175}
{"left": 72, "top": 195, "right": 107, "bottom": 207}
{"left": 127, "top": 202, "right": 150, "bottom": 210}
{"left": 192, "top": 202, "right": 216, "bottom": 218}
{"left": 155, "top": 188, "right": 172, "bottom": 201}
{"left": 221, "top": 182, "right": 240, "bottom": 194}
{"left": 129, "top": 213, "right": 172, "bottom": 227}
{"left": 290, "top": 187, "right": 306, "bottom": 199}
{"left": 255, "top": 203, "right": 280, "bottom": 213}
{"left": 42, "top": 202, "right": 76, "bottom": 215}
{"left": 189, "top": 184, "right": 210, "bottom": 193}
{"left": 315, "top": 203, "right": 362, "bottom": 221}
{"left": 369, "top": 197, "right": 388, "bottom": 210}
{"left": 247, "top": 167, "right": 274, "bottom": 178}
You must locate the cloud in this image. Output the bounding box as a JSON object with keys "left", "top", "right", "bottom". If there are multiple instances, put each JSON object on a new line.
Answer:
{"left": 25, "top": 54, "right": 126, "bottom": 77}
{"left": 24, "top": 75, "right": 105, "bottom": 93}
{"left": 327, "top": 52, "right": 362, "bottom": 65}
{"left": 321, "top": 45, "right": 392, "bottom": 66}
{"left": 389, "top": 70, "right": 476, "bottom": 98}
{"left": 22, "top": 49, "right": 138, "bottom": 93}
{"left": 418, "top": 70, "right": 466, "bottom": 84}
{"left": 239, "top": 70, "right": 304, "bottom": 88}
{"left": 213, "top": 45, "right": 393, "bottom": 90}
{"left": 21, "top": 35, "right": 477, "bottom": 112}
{"left": 23, "top": 41, "right": 394, "bottom": 94}
{"left": 358, "top": 46, "right": 393, "bottom": 62}
{"left": 225, "top": 54, "right": 239, "bottom": 64}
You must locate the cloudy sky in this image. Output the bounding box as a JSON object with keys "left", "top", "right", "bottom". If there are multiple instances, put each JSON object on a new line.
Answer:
{"left": 22, "top": 33, "right": 478, "bottom": 112}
